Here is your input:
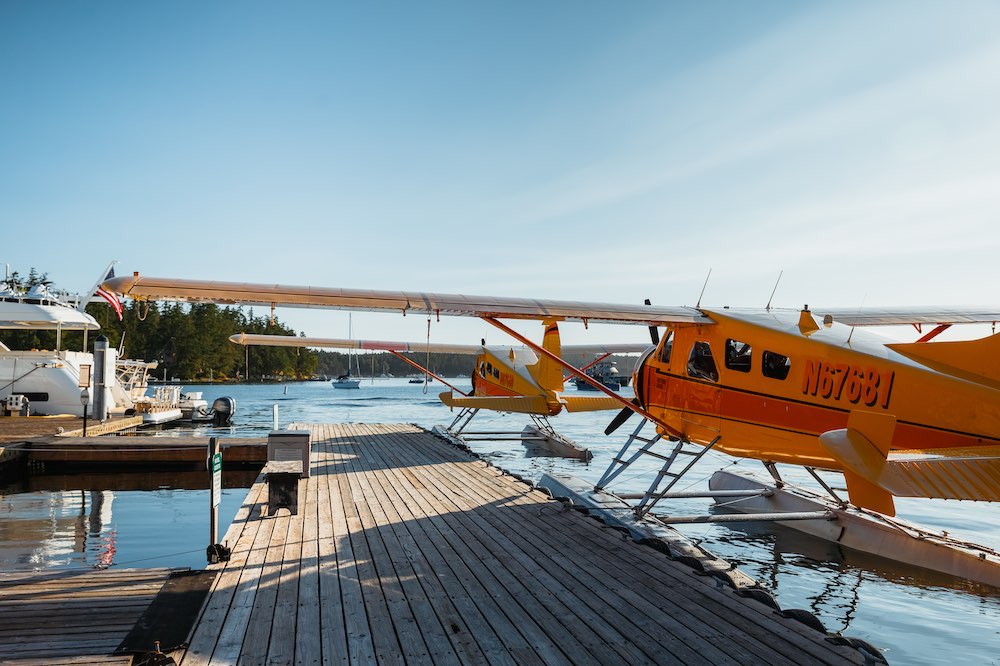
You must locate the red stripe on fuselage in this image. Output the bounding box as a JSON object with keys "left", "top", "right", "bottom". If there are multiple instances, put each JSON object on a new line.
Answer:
{"left": 644, "top": 370, "right": 998, "bottom": 451}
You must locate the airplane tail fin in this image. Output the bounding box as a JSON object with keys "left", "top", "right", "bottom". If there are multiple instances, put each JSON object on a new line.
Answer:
{"left": 888, "top": 331, "right": 1000, "bottom": 389}
{"left": 536, "top": 319, "right": 564, "bottom": 393}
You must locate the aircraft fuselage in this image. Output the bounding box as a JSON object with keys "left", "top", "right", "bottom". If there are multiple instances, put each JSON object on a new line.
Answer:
{"left": 635, "top": 308, "right": 1000, "bottom": 469}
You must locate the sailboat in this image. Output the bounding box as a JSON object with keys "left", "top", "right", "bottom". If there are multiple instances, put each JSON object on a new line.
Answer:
{"left": 331, "top": 314, "right": 361, "bottom": 389}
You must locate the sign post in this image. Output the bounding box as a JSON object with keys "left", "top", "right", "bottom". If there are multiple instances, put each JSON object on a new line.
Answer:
{"left": 79, "top": 365, "right": 91, "bottom": 437}
{"left": 209, "top": 437, "right": 221, "bottom": 555}
{"left": 80, "top": 389, "right": 90, "bottom": 437}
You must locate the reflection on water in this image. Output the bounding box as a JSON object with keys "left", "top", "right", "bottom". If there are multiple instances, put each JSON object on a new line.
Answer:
{"left": 3, "top": 379, "right": 999, "bottom": 664}
{"left": 0, "top": 469, "right": 253, "bottom": 571}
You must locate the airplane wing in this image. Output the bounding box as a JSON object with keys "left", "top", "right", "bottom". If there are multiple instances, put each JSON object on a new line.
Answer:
{"left": 563, "top": 343, "right": 652, "bottom": 354}
{"left": 230, "top": 333, "right": 482, "bottom": 354}
{"left": 104, "top": 274, "right": 710, "bottom": 326}
{"left": 814, "top": 306, "right": 1000, "bottom": 326}
{"left": 229, "top": 333, "right": 651, "bottom": 356}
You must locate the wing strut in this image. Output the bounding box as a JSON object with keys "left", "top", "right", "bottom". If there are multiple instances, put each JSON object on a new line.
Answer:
{"left": 385, "top": 350, "right": 468, "bottom": 396}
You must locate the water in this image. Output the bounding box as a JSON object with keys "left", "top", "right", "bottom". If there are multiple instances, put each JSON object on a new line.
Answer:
{"left": 2, "top": 379, "right": 998, "bottom": 664}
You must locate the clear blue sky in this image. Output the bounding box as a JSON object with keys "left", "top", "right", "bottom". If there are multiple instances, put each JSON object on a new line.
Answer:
{"left": 3, "top": 1, "right": 999, "bottom": 345}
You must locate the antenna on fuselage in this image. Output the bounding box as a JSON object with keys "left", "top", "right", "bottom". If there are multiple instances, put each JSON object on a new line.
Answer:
{"left": 846, "top": 294, "right": 867, "bottom": 345}
{"left": 765, "top": 270, "right": 783, "bottom": 311}
{"left": 695, "top": 269, "right": 712, "bottom": 309}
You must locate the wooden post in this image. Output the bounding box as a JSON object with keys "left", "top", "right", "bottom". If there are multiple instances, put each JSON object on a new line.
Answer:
{"left": 209, "top": 437, "right": 221, "bottom": 551}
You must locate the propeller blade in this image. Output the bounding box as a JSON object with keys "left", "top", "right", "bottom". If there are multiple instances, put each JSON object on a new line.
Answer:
{"left": 605, "top": 399, "right": 639, "bottom": 435}
{"left": 644, "top": 298, "right": 659, "bottom": 345}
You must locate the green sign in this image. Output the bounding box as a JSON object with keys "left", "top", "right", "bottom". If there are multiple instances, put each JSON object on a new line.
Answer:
{"left": 212, "top": 452, "right": 222, "bottom": 506}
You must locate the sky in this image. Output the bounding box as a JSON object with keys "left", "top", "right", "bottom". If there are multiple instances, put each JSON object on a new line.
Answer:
{"left": 3, "top": 1, "right": 999, "bottom": 347}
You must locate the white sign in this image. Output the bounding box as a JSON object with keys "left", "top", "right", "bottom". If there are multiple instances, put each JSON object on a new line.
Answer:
{"left": 211, "top": 452, "right": 222, "bottom": 507}
{"left": 79, "top": 365, "right": 91, "bottom": 389}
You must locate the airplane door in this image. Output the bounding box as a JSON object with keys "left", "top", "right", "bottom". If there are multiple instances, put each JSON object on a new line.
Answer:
{"left": 677, "top": 340, "right": 722, "bottom": 439}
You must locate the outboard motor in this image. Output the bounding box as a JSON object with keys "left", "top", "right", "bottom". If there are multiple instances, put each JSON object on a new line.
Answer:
{"left": 210, "top": 396, "right": 236, "bottom": 425}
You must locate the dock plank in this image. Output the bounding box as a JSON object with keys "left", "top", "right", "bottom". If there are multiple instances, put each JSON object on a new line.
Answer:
{"left": 312, "top": 427, "right": 353, "bottom": 666}
{"left": 267, "top": 478, "right": 305, "bottom": 665}
{"left": 294, "top": 449, "right": 321, "bottom": 666}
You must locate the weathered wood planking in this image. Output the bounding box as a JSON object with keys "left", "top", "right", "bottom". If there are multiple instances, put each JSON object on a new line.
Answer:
{"left": 180, "top": 423, "right": 866, "bottom": 666}
{"left": 20, "top": 436, "right": 267, "bottom": 465}
{"left": 0, "top": 415, "right": 141, "bottom": 444}
{"left": 0, "top": 567, "right": 174, "bottom": 665}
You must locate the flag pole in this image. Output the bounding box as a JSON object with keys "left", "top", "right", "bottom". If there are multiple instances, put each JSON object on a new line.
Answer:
{"left": 79, "top": 260, "right": 119, "bottom": 313}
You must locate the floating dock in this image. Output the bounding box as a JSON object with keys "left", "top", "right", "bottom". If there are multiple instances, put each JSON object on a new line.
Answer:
{"left": 0, "top": 415, "right": 143, "bottom": 443}
{"left": 0, "top": 568, "right": 177, "bottom": 665}
{"left": 1, "top": 435, "right": 267, "bottom": 469}
{"left": 173, "top": 423, "right": 868, "bottom": 665}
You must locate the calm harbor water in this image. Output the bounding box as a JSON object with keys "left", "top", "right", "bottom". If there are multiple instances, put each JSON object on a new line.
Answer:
{"left": 1, "top": 378, "right": 998, "bottom": 664}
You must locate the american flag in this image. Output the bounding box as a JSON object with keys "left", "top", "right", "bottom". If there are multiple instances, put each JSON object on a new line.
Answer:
{"left": 95, "top": 268, "right": 124, "bottom": 321}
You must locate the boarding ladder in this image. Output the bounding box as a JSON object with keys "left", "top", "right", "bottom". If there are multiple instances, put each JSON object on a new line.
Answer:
{"left": 596, "top": 417, "right": 720, "bottom": 519}
{"left": 447, "top": 407, "right": 479, "bottom": 435}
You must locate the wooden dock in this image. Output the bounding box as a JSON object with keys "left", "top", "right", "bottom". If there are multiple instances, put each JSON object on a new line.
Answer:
{"left": 0, "top": 415, "right": 143, "bottom": 467}
{"left": 0, "top": 567, "right": 176, "bottom": 665}
{"left": 0, "top": 415, "right": 143, "bottom": 443}
{"left": 7, "top": 436, "right": 267, "bottom": 467}
{"left": 178, "top": 423, "right": 867, "bottom": 665}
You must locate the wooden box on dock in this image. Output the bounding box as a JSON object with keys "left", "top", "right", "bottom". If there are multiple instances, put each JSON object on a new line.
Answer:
{"left": 266, "top": 429, "right": 311, "bottom": 477}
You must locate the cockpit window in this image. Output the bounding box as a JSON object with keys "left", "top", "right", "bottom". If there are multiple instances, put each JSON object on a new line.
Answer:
{"left": 725, "top": 339, "right": 752, "bottom": 373}
{"left": 687, "top": 341, "right": 719, "bottom": 382}
{"left": 657, "top": 331, "right": 674, "bottom": 364}
{"left": 762, "top": 350, "right": 791, "bottom": 380}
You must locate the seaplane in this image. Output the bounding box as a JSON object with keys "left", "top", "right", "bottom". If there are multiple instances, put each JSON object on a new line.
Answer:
{"left": 103, "top": 273, "right": 1000, "bottom": 585}
{"left": 228, "top": 326, "right": 649, "bottom": 460}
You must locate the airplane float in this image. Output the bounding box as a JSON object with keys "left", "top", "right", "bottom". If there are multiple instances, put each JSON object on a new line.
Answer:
{"left": 229, "top": 327, "right": 649, "bottom": 460}
{"left": 103, "top": 273, "right": 1000, "bottom": 520}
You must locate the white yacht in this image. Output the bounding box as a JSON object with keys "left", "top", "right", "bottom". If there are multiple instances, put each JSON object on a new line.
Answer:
{"left": 0, "top": 279, "right": 161, "bottom": 419}
{"left": 0, "top": 281, "right": 121, "bottom": 417}
{"left": 0, "top": 275, "right": 236, "bottom": 424}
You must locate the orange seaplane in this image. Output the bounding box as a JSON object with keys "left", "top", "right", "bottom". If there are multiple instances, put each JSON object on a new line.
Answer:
{"left": 229, "top": 326, "right": 649, "bottom": 460}
{"left": 104, "top": 273, "right": 1000, "bottom": 520}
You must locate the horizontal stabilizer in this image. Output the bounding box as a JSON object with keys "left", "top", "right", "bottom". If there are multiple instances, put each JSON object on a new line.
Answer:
{"left": 888, "top": 332, "right": 1000, "bottom": 389}
{"left": 561, "top": 396, "right": 627, "bottom": 412}
{"left": 438, "top": 391, "right": 555, "bottom": 415}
